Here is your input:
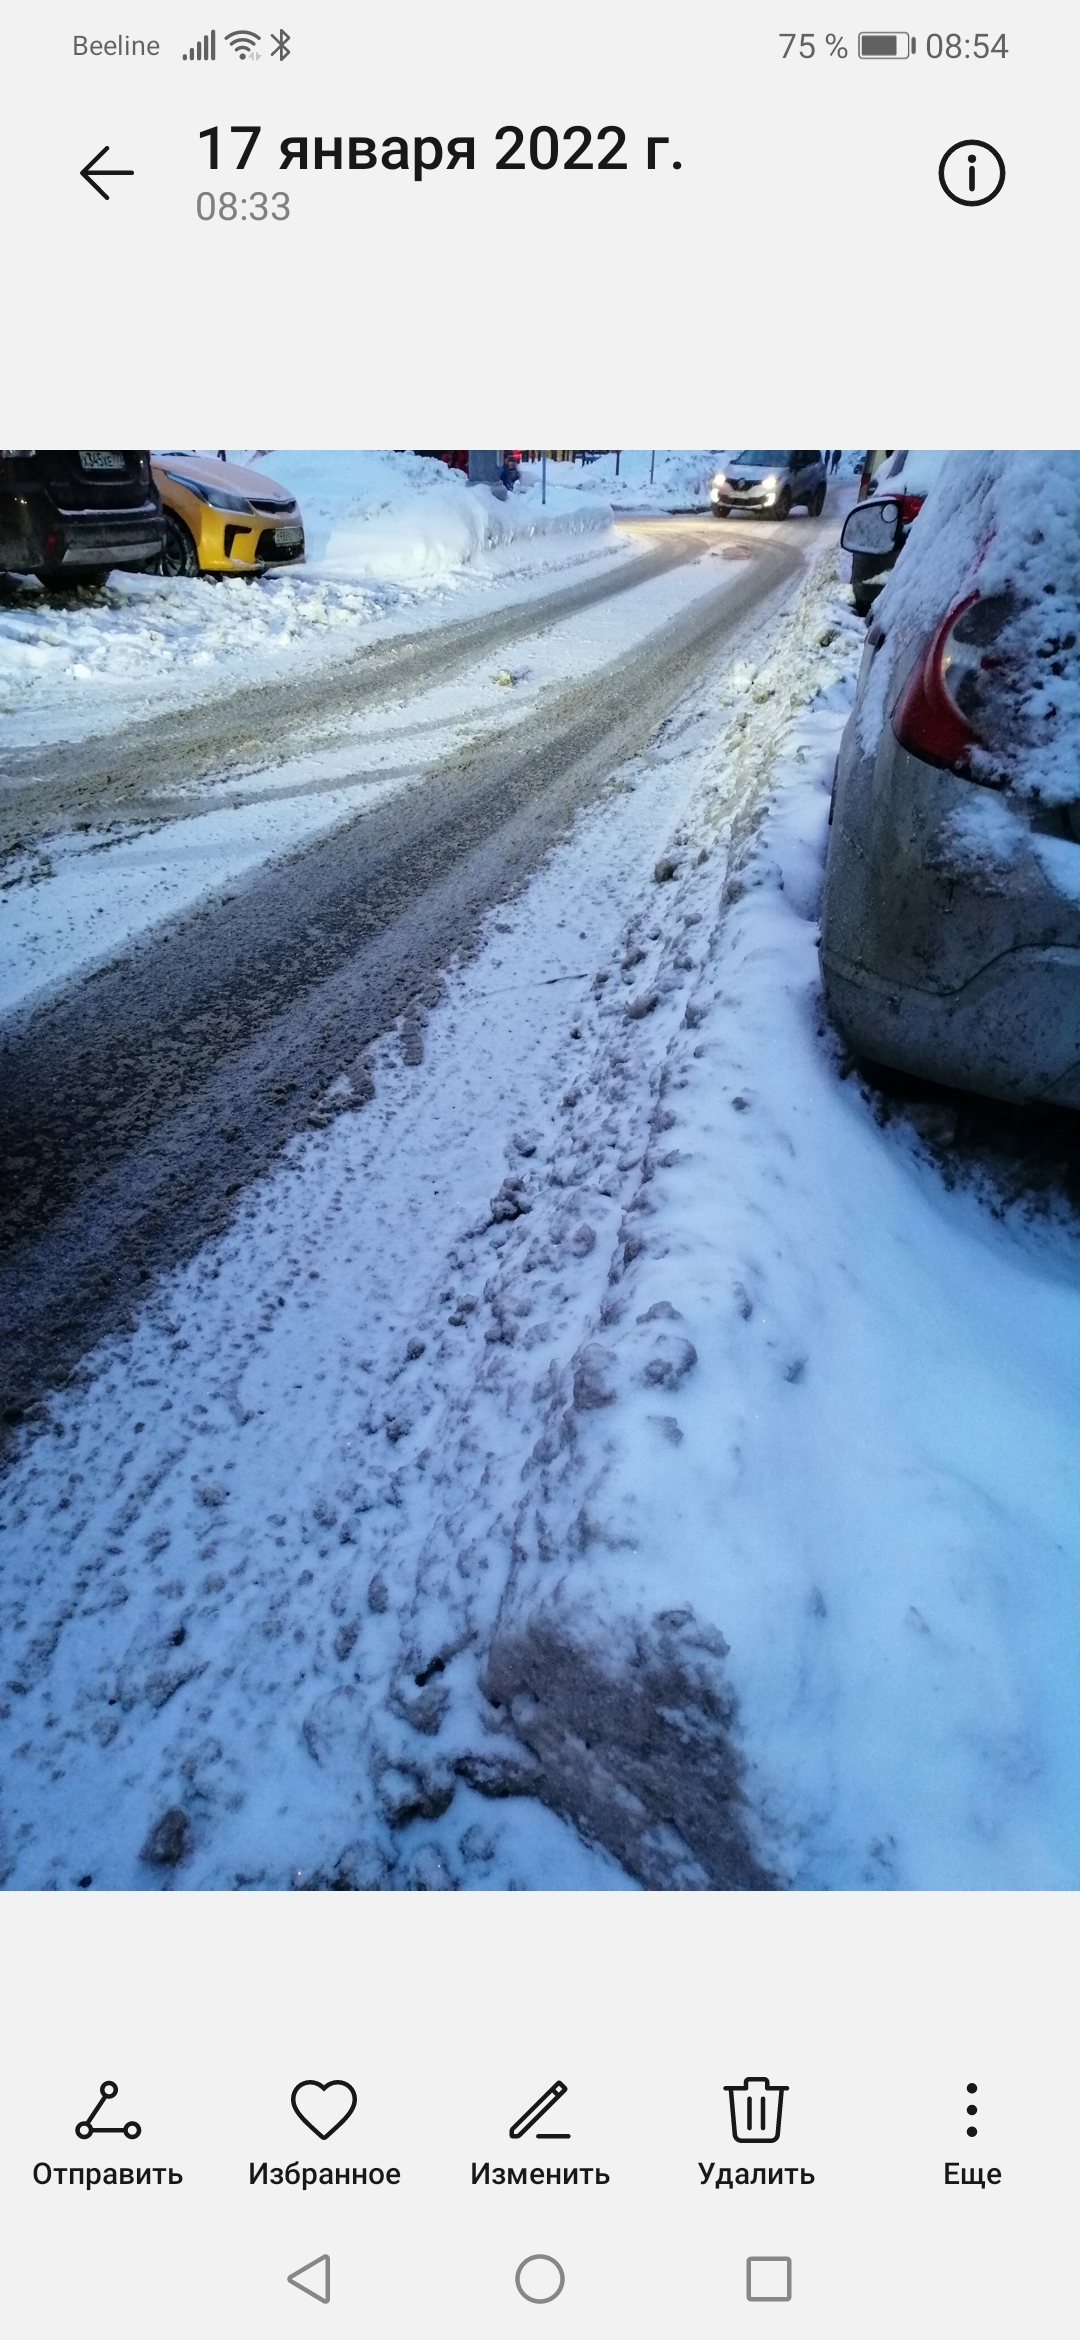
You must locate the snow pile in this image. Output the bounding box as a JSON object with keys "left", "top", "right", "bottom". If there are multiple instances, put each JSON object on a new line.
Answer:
{"left": 0, "top": 566, "right": 393, "bottom": 723}
{"left": 262, "top": 451, "right": 614, "bottom": 577}
{"left": 3, "top": 547, "right": 1077, "bottom": 1893}
{"left": 859, "top": 450, "right": 1080, "bottom": 805}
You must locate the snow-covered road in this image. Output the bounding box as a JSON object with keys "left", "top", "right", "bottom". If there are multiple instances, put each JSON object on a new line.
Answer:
{"left": 3, "top": 532, "right": 1077, "bottom": 1896}
{"left": 0, "top": 521, "right": 784, "bottom": 1018}
{"left": 1, "top": 520, "right": 806, "bottom": 1422}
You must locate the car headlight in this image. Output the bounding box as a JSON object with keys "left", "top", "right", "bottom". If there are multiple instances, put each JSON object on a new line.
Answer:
{"left": 163, "top": 470, "right": 254, "bottom": 514}
{"left": 761, "top": 474, "right": 778, "bottom": 491}
{"left": 711, "top": 472, "right": 727, "bottom": 489}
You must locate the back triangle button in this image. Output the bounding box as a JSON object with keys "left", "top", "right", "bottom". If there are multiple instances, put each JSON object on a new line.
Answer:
{"left": 287, "top": 2254, "right": 330, "bottom": 2304}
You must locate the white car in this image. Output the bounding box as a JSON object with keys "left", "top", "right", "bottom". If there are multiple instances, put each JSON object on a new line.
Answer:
{"left": 710, "top": 451, "right": 827, "bottom": 521}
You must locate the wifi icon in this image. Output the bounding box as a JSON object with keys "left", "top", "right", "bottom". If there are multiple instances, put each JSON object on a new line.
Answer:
{"left": 224, "top": 26, "right": 260, "bottom": 56}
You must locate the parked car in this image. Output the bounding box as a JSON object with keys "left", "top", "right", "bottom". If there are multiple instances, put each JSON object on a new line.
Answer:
{"left": 820, "top": 452, "right": 1080, "bottom": 1109}
{"left": 0, "top": 450, "right": 164, "bottom": 588}
{"left": 152, "top": 454, "right": 305, "bottom": 577}
{"left": 843, "top": 451, "right": 947, "bottom": 614}
{"left": 710, "top": 451, "right": 827, "bottom": 520}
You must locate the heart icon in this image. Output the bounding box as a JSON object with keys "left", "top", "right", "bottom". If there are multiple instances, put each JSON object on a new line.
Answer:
{"left": 290, "top": 2079, "right": 358, "bottom": 2140}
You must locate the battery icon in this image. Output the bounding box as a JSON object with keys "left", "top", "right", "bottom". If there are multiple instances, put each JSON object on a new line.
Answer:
{"left": 858, "top": 30, "right": 914, "bottom": 55}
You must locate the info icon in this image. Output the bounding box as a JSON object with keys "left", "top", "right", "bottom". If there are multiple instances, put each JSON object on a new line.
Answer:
{"left": 938, "top": 139, "right": 1005, "bottom": 206}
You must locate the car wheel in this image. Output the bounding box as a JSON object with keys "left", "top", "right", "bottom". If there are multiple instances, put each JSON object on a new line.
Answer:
{"left": 810, "top": 483, "right": 826, "bottom": 517}
{"left": 712, "top": 505, "right": 730, "bottom": 519}
{"left": 774, "top": 488, "right": 792, "bottom": 520}
{"left": 159, "top": 511, "right": 200, "bottom": 578}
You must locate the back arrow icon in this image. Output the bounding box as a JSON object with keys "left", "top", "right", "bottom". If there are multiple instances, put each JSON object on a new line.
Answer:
{"left": 80, "top": 145, "right": 135, "bottom": 199}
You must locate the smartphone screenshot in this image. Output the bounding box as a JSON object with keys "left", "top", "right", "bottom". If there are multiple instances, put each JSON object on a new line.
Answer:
{"left": 1, "top": 2, "right": 1076, "bottom": 2330}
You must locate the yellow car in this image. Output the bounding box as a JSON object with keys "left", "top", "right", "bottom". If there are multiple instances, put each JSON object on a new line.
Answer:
{"left": 152, "top": 453, "right": 305, "bottom": 578}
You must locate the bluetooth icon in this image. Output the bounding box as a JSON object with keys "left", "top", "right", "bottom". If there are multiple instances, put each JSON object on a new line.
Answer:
{"left": 270, "top": 26, "right": 290, "bottom": 57}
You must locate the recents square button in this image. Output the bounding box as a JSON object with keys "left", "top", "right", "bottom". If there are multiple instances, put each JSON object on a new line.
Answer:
{"left": 747, "top": 2258, "right": 792, "bottom": 2302}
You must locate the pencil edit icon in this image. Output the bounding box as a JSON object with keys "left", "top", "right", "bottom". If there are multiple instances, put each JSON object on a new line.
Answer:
{"left": 509, "top": 2081, "right": 570, "bottom": 2140}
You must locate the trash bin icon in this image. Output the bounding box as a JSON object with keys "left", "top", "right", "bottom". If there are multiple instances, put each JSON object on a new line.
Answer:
{"left": 726, "top": 2077, "right": 787, "bottom": 2145}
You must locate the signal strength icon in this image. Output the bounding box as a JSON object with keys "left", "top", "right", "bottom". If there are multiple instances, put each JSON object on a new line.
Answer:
{"left": 224, "top": 26, "right": 261, "bottom": 55}
{"left": 182, "top": 27, "right": 216, "bottom": 58}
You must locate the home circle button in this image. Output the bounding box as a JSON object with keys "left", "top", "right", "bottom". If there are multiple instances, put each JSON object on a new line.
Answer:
{"left": 515, "top": 2255, "right": 566, "bottom": 2304}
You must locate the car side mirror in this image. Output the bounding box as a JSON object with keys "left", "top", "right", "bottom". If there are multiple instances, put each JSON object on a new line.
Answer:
{"left": 841, "top": 498, "right": 902, "bottom": 556}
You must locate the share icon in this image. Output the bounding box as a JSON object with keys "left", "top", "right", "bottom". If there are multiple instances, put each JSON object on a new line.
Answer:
{"left": 75, "top": 2080, "right": 142, "bottom": 2141}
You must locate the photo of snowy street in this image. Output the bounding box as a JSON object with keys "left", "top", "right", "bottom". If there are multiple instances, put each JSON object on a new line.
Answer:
{"left": 2, "top": 451, "right": 1078, "bottom": 1894}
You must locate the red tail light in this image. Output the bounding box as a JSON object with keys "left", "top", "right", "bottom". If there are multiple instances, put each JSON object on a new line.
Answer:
{"left": 895, "top": 493, "right": 925, "bottom": 526}
{"left": 892, "top": 590, "right": 1017, "bottom": 776}
{"left": 892, "top": 594, "right": 981, "bottom": 769}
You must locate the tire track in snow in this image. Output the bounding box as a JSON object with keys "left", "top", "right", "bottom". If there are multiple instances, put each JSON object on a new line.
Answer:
{"left": 0, "top": 535, "right": 802, "bottom": 1429}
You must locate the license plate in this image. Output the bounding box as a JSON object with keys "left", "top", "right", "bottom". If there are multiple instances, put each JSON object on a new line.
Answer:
{"left": 274, "top": 525, "right": 303, "bottom": 546}
{"left": 79, "top": 450, "right": 126, "bottom": 471}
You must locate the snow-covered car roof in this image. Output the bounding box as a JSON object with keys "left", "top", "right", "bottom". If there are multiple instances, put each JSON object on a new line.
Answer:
{"left": 875, "top": 450, "right": 949, "bottom": 496}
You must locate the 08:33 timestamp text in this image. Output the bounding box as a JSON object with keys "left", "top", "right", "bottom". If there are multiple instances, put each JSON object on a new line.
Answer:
{"left": 197, "top": 191, "right": 289, "bottom": 219}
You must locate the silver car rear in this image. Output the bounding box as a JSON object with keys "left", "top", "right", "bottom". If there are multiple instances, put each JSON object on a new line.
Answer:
{"left": 821, "top": 615, "right": 1080, "bottom": 1108}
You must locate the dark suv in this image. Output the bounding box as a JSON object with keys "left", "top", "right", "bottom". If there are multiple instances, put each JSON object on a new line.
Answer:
{"left": 0, "top": 451, "right": 165, "bottom": 587}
